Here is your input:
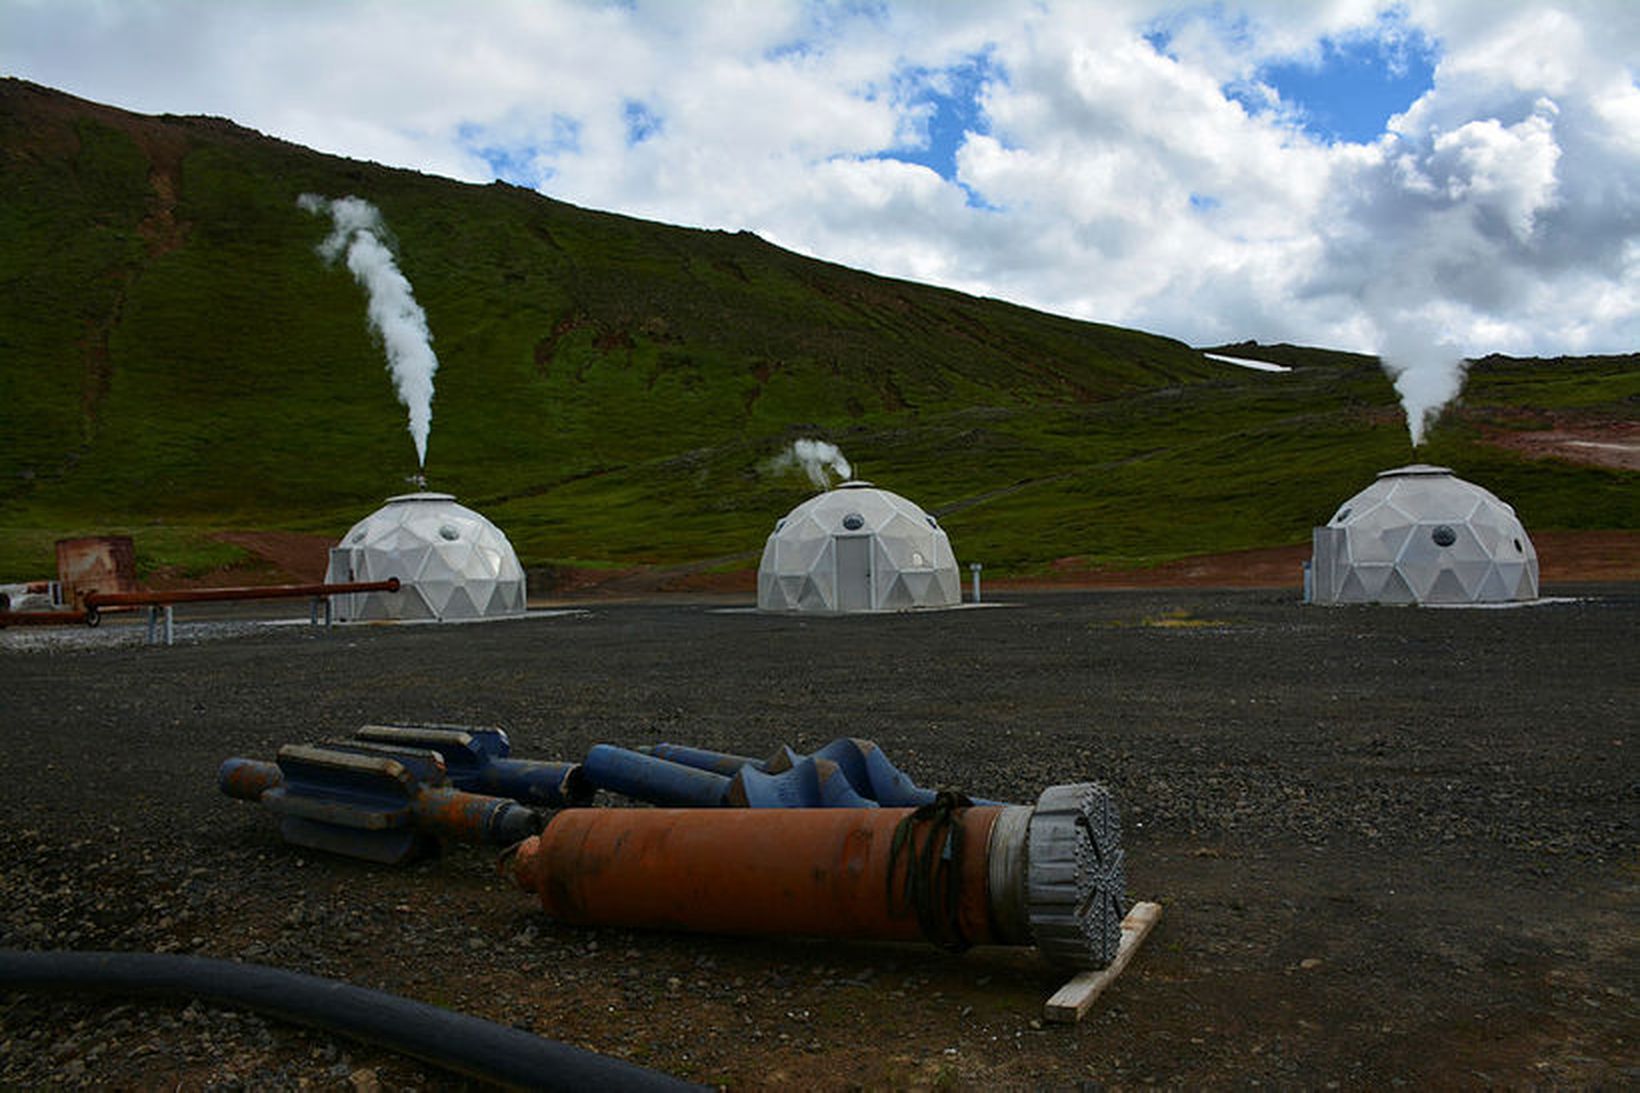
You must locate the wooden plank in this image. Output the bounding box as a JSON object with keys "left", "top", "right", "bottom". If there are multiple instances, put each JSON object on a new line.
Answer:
{"left": 1042, "top": 901, "right": 1163, "bottom": 1024}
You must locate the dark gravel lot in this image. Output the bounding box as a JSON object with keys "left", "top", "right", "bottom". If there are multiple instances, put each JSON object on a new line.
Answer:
{"left": 1, "top": 587, "right": 1635, "bottom": 1089}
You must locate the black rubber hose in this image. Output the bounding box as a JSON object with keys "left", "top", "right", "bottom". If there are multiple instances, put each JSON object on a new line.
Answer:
{"left": 0, "top": 949, "right": 701, "bottom": 1092}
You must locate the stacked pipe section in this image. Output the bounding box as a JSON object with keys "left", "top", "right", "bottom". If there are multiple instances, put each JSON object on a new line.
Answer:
{"left": 581, "top": 737, "right": 1003, "bottom": 809}
{"left": 219, "top": 724, "right": 589, "bottom": 864}
{"left": 506, "top": 782, "right": 1126, "bottom": 969}
{"left": 220, "top": 726, "right": 1131, "bottom": 968}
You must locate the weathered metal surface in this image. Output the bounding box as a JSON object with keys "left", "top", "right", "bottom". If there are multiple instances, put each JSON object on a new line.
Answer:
{"left": 0, "top": 610, "right": 90, "bottom": 628}
{"left": 1024, "top": 782, "right": 1127, "bottom": 968}
{"left": 510, "top": 805, "right": 1002, "bottom": 946}
{"left": 581, "top": 745, "right": 733, "bottom": 806}
{"left": 219, "top": 739, "right": 543, "bottom": 863}
{"left": 354, "top": 724, "right": 592, "bottom": 807}
{"left": 634, "top": 737, "right": 1006, "bottom": 809}
{"left": 984, "top": 805, "right": 1034, "bottom": 944}
{"left": 83, "top": 577, "right": 399, "bottom": 609}
{"left": 414, "top": 786, "right": 542, "bottom": 846}
{"left": 726, "top": 752, "right": 876, "bottom": 808}
{"left": 56, "top": 536, "right": 136, "bottom": 608}
{"left": 217, "top": 758, "right": 283, "bottom": 802}
{"left": 639, "top": 743, "right": 764, "bottom": 777}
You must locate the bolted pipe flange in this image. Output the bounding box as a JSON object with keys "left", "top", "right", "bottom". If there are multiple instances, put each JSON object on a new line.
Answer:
{"left": 1023, "top": 782, "right": 1127, "bottom": 969}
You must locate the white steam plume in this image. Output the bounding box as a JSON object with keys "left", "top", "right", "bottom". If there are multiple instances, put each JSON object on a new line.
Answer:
{"left": 1375, "top": 319, "right": 1469, "bottom": 448}
{"left": 299, "top": 193, "right": 439, "bottom": 469}
{"left": 769, "top": 438, "right": 852, "bottom": 488}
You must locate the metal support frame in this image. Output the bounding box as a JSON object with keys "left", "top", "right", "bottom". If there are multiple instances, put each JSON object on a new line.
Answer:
{"left": 145, "top": 605, "right": 175, "bottom": 646}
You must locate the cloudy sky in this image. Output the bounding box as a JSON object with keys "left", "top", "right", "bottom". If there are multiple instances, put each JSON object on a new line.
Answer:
{"left": 3, "top": 0, "right": 1637, "bottom": 363}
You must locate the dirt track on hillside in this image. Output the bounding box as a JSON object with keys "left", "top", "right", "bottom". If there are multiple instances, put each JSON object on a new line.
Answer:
{"left": 1, "top": 587, "right": 1635, "bottom": 1088}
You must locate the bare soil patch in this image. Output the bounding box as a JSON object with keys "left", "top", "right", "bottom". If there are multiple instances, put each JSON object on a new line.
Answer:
{"left": 211, "top": 531, "right": 334, "bottom": 584}
{"left": 522, "top": 531, "right": 1637, "bottom": 602}
{"left": 1478, "top": 416, "right": 1640, "bottom": 472}
{"left": 169, "top": 529, "right": 1637, "bottom": 603}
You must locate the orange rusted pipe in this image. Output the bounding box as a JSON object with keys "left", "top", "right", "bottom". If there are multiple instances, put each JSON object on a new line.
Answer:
{"left": 0, "top": 610, "right": 90, "bottom": 627}
{"left": 508, "top": 783, "right": 1130, "bottom": 969}
{"left": 84, "top": 577, "right": 399, "bottom": 609}
{"left": 512, "top": 805, "right": 1002, "bottom": 944}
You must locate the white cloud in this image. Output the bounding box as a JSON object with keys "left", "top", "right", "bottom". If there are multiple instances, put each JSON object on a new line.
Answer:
{"left": 0, "top": 0, "right": 1635, "bottom": 366}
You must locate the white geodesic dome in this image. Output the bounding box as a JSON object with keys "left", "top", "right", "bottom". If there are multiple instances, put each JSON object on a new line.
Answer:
{"left": 325, "top": 492, "right": 527, "bottom": 621}
{"left": 1309, "top": 465, "right": 1539, "bottom": 605}
{"left": 757, "top": 481, "right": 961, "bottom": 613}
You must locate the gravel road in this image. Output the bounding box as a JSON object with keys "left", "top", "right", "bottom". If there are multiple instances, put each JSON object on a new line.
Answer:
{"left": 1, "top": 587, "right": 1635, "bottom": 1088}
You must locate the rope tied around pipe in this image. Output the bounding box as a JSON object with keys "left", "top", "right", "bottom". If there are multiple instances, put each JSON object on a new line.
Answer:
{"left": 885, "top": 790, "right": 974, "bottom": 952}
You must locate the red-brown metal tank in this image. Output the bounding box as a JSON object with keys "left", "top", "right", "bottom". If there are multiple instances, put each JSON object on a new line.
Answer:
{"left": 56, "top": 536, "right": 135, "bottom": 608}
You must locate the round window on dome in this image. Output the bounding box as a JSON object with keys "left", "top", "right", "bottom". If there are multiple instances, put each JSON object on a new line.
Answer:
{"left": 842, "top": 513, "right": 865, "bottom": 531}
{"left": 1513, "top": 538, "right": 1523, "bottom": 553}
{"left": 1431, "top": 525, "right": 1456, "bottom": 547}
{"left": 439, "top": 524, "right": 460, "bottom": 541}
{"left": 1333, "top": 507, "right": 1352, "bottom": 524}
{"left": 926, "top": 516, "right": 938, "bottom": 528}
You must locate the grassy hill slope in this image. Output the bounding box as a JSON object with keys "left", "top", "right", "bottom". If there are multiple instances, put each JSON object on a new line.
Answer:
{"left": 1, "top": 79, "right": 1634, "bottom": 582}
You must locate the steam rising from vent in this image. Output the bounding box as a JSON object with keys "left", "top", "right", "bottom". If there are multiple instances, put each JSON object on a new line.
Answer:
{"left": 299, "top": 194, "right": 439, "bottom": 468}
{"left": 1376, "top": 320, "right": 1469, "bottom": 448}
{"left": 769, "top": 438, "right": 852, "bottom": 488}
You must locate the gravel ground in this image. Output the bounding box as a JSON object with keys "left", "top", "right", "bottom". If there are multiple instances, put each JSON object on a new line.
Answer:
{"left": 1, "top": 586, "right": 1635, "bottom": 1089}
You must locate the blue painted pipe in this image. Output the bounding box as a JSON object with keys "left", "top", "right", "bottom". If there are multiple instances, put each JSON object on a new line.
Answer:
{"left": 581, "top": 745, "right": 732, "bottom": 807}
{"left": 638, "top": 737, "right": 1009, "bottom": 809}
{"left": 729, "top": 754, "right": 876, "bottom": 808}
{"left": 639, "top": 743, "right": 765, "bottom": 777}
{"left": 354, "top": 724, "right": 592, "bottom": 807}
{"left": 807, "top": 738, "right": 1003, "bottom": 807}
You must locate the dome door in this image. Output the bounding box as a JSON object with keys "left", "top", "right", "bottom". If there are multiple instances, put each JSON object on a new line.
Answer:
{"left": 835, "top": 535, "right": 873, "bottom": 612}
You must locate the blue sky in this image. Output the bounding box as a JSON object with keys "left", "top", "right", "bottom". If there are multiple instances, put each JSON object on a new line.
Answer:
{"left": 1253, "top": 27, "right": 1439, "bottom": 143}
{"left": 877, "top": 50, "right": 1001, "bottom": 199}
{"left": 1146, "top": 9, "right": 1441, "bottom": 146}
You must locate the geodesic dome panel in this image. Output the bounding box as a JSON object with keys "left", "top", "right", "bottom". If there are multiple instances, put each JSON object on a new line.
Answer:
{"left": 326, "top": 492, "right": 527, "bottom": 621}
{"left": 757, "top": 481, "right": 961, "bottom": 613}
{"left": 1309, "top": 465, "right": 1538, "bottom": 605}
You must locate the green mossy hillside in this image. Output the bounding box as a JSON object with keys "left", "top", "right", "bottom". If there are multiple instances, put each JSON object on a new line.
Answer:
{"left": 1, "top": 79, "right": 1633, "bottom": 581}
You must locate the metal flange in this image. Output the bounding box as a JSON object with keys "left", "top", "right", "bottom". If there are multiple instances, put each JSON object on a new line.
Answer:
{"left": 1023, "top": 782, "right": 1127, "bottom": 968}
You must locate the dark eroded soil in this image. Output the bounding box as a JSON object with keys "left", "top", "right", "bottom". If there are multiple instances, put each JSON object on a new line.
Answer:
{"left": 1, "top": 587, "right": 1636, "bottom": 1088}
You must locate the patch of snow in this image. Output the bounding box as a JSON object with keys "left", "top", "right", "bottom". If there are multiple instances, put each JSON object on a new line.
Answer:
{"left": 1203, "top": 352, "right": 1292, "bottom": 373}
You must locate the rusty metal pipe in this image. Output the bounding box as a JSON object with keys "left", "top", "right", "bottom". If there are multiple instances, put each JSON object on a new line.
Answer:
{"left": 84, "top": 577, "right": 399, "bottom": 609}
{"left": 0, "top": 610, "right": 90, "bottom": 627}
{"left": 218, "top": 757, "right": 282, "bottom": 801}
{"left": 508, "top": 782, "right": 1128, "bottom": 968}
{"left": 218, "top": 742, "right": 542, "bottom": 864}
{"left": 513, "top": 804, "right": 996, "bottom": 943}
